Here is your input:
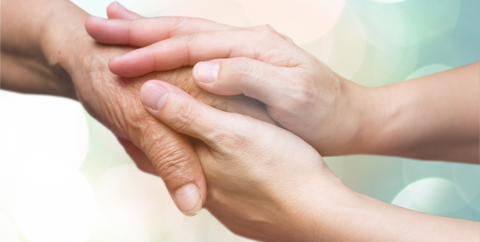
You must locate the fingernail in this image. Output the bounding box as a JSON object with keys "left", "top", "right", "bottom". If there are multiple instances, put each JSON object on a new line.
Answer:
{"left": 114, "top": 1, "right": 128, "bottom": 10}
{"left": 194, "top": 62, "right": 219, "bottom": 83}
{"left": 174, "top": 183, "right": 202, "bottom": 216}
{"left": 141, "top": 83, "right": 169, "bottom": 111}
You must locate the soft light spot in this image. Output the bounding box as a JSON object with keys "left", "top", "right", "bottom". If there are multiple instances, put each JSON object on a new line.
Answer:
{"left": 237, "top": 0, "right": 344, "bottom": 44}
{"left": 323, "top": 4, "right": 367, "bottom": 79}
{"left": 0, "top": 92, "right": 89, "bottom": 172}
{"left": 370, "top": 0, "right": 406, "bottom": 3}
{"left": 0, "top": 213, "right": 21, "bottom": 242}
{"left": 406, "top": 63, "right": 452, "bottom": 80}
{"left": 392, "top": 177, "right": 466, "bottom": 214}
{"left": 156, "top": 0, "right": 249, "bottom": 27}
{"left": 94, "top": 165, "right": 184, "bottom": 242}
{"left": 11, "top": 171, "right": 98, "bottom": 242}
{"left": 452, "top": 164, "right": 480, "bottom": 212}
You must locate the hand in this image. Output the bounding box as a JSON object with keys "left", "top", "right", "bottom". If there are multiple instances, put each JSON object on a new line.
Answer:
{"left": 40, "top": 2, "right": 273, "bottom": 215}
{"left": 137, "top": 79, "right": 342, "bottom": 241}
{"left": 85, "top": 9, "right": 380, "bottom": 156}
{"left": 136, "top": 80, "right": 480, "bottom": 242}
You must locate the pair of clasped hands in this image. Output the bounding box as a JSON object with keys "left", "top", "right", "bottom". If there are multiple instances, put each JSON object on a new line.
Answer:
{"left": 85, "top": 2, "right": 348, "bottom": 241}
{"left": 74, "top": 2, "right": 477, "bottom": 242}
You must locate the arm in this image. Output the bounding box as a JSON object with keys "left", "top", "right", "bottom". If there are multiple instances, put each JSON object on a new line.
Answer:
{"left": 1, "top": 0, "right": 274, "bottom": 215}
{"left": 366, "top": 63, "right": 479, "bottom": 163}
{"left": 0, "top": 0, "right": 76, "bottom": 98}
{"left": 86, "top": 12, "right": 479, "bottom": 163}
{"left": 137, "top": 79, "right": 480, "bottom": 242}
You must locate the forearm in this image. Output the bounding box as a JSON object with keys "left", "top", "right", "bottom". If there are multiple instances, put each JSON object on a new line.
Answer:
{"left": 293, "top": 184, "right": 479, "bottom": 242}
{"left": 1, "top": 0, "right": 88, "bottom": 99}
{"left": 330, "top": 190, "right": 478, "bottom": 241}
{"left": 356, "top": 62, "right": 479, "bottom": 163}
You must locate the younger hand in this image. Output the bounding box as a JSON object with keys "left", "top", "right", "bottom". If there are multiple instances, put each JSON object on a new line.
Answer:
{"left": 86, "top": 11, "right": 377, "bottom": 156}
{"left": 138, "top": 80, "right": 342, "bottom": 241}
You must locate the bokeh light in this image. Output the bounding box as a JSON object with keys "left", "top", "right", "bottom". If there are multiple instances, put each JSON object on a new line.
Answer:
{"left": 10, "top": 171, "right": 98, "bottom": 242}
{"left": 0, "top": 92, "right": 89, "bottom": 172}
{"left": 237, "top": 0, "right": 345, "bottom": 44}
{"left": 93, "top": 164, "right": 183, "bottom": 241}
{"left": 299, "top": 29, "right": 335, "bottom": 63}
{"left": 370, "top": 0, "right": 405, "bottom": 3}
{"left": 392, "top": 177, "right": 466, "bottom": 214}
{"left": 401, "top": 0, "right": 461, "bottom": 42}
{"left": 0, "top": 212, "right": 21, "bottom": 242}
{"left": 367, "top": 3, "right": 418, "bottom": 47}
{"left": 1, "top": 0, "right": 479, "bottom": 241}
{"left": 322, "top": 4, "right": 367, "bottom": 79}
{"left": 156, "top": 0, "right": 249, "bottom": 28}
{"left": 452, "top": 164, "right": 480, "bottom": 212}
{"left": 406, "top": 63, "right": 452, "bottom": 80}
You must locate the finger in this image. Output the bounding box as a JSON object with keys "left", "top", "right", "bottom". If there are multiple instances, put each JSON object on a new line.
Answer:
{"left": 85, "top": 15, "right": 235, "bottom": 47}
{"left": 107, "top": 1, "right": 142, "bottom": 20}
{"left": 133, "top": 120, "right": 207, "bottom": 216}
{"left": 192, "top": 58, "right": 295, "bottom": 108}
{"left": 117, "top": 136, "right": 157, "bottom": 176}
{"left": 109, "top": 30, "right": 295, "bottom": 77}
{"left": 140, "top": 80, "right": 243, "bottom": 148}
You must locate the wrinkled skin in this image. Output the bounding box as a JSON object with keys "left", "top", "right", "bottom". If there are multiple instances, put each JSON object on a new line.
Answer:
{"left": 54, "top": 14, "right": 273, "bottom": 214}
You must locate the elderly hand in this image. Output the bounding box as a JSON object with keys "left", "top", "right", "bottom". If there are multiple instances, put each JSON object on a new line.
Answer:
{"left": 84, "top": 6, "right": 378, "bottom": 157}
{"left": 36, "top": 1, "right": 273, "bottom": 216}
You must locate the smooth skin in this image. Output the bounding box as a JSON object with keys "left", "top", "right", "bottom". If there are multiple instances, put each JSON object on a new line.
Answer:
{"left": 90, "top": 6, "right": 480, "bottom": 164}
{"left": 88, "top": 3, "right": 479, "bottom": 241}
{"left": 1, "top": 0, "right": 276, "bottom": 215}
{"left": 137, "top": 79, "right": 479, "bottom": 242}
{"left": 2, "top": 1, "right": 479, "bottom": 241}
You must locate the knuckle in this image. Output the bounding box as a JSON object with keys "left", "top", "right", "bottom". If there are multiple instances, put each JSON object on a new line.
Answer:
{"left": 150, "top": 143, "right": 194, "bottom": 183}
{"left": 229, "top": 57, "right": 254, "bottom": 80}
{"left": 139, "top": 126, "right": 197, "bottom": 184}
{"left": 281, "top": 74, "right": 314, "bottom": 112}
{"left": 167, "top": 16, "right": 189, "bottom": 36}
{"left": 181, "top": 33, "right": 204, "bottom": 65}
{"left": 211, "top": 115, "right": 251, "bottom": 150}
{"left": 171, "top": 99, "right": 198, "bottom": 132}
{"left": 254, "top": 24, "right": 277, "bottom": 33}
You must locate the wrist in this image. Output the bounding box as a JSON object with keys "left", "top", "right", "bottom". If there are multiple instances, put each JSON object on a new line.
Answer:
{"left": 280, "top": 175, "right": 354, "bottom": 241}
{"left": 342, "top": 80, "right": 390, "bottom": 155}
{"left": 39, "top": 0, "right": 91, "bottom": 99}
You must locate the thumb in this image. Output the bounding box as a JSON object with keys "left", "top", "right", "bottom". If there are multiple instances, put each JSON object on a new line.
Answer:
{"left": 140, "top": 80, "right": 242, "bottom": 150}
{"left": 117, "top": 136, "right": 158, "bottom": 176}
{"left": 192, "top": 58, "right": 296, "bottom": 108}
{"left": 106, "top": 1, "right": 142, "bottom": 19}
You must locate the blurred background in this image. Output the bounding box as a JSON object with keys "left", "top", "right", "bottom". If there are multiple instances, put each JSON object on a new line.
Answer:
{"left": 0, "top": 0, "right": 479, "bottom": 241}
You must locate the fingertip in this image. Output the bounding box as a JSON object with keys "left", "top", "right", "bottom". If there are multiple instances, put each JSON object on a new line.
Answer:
{"left": 107, "top": 57, "right": 122, "bottom": 75}
{"left": 193, "top": 61, "right": 242, "bottom": 96}
{"left": 110, "top": 51, "right": 155, "bottom": 77}
{"left": 174, "top": 183, "right": 204, "bottom": 216}
{"left": 108, "top": 55, "right": 138, "bottom": 78}
{"left": 85, "top": 16, "right": 105, "bottom": 35}
{"left": 107, "top": 1, "right": 141, "bottom": 19}
{"left": 140, "top": 81, "right": 170, "bottom": 112}
{"left": 193, "top": 61, "right": 219, "bottom": 84}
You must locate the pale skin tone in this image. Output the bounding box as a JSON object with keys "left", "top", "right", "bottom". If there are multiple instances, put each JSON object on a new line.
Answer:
{"left": 89, "top": 8, "right": 480, "bottom": 164}
{"left": 136, "top": 79, "right": 479, "bottom": 242}
{"left": 89, "top": 3, "right": 479, "bottom": 241}
{"left": 1, "top": 1, "right": 479, "bottom": 241}
{"left": 1, "top": 0, "right": 275, "bottom": 215}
